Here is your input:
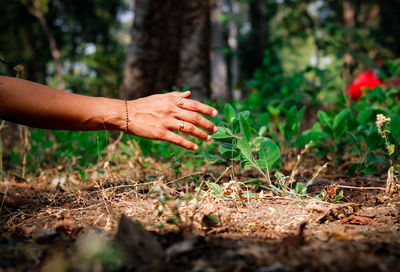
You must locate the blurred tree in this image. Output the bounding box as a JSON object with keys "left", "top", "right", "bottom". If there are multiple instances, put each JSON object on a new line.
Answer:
{"left": 210, "top": 0, "right": 240, "bottom": 101}
{"left": 120, "top": 0, "right": 211, "bottom": 100}
{"left": 238, "top": 0, "right": 281, "bottom": 80}
{"left": 211, "top": 0, "right": 229, "bottom": 100}
{"left": 23, "top": 0, "right": 65, "bottom": 90}
{"left": 226, "top": 0, "right": 240, "bottom": 98}
{"left": 380, "top": 1, "right": 400, "bottom": 57}
{"left": 0, "top": 0, "right": 124, "bottom": 96}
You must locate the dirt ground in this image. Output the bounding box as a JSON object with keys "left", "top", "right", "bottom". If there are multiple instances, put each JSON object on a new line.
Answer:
{"left": 1, "top": 166, "right": 400, "bottom": 272}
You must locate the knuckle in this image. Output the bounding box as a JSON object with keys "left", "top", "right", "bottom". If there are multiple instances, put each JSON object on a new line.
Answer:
{"left": 166, "top": 95, "right": 175, "bottom": 104}
{"left": 175, "top": 137, "right": 184, "bottom": 145}
{"left": 187, "top": 124, "right": 195, "bottom": 133}
{"left": 193, "top": 114, "right": 201, "bottom": 123}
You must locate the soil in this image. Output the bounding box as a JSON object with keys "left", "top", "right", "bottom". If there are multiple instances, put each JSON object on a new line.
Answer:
{"left": 0, "top": 164, "right": 400, "bottom": 272}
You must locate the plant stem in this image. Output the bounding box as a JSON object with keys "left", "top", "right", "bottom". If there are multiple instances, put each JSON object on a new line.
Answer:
{"left": 21, "top": 126, "right": 29, "bottom": 179}
{"left": 252, "top": 159, "right": 271, "bottom": 185}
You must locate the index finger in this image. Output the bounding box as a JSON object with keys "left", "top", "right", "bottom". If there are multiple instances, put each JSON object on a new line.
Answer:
{"left": 182, "top": 99, "right": 218, "bottom": 117}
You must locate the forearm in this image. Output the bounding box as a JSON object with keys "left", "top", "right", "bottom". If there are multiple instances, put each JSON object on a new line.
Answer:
{"left": 0, "top": 76, "right": 125, "bottom": 131}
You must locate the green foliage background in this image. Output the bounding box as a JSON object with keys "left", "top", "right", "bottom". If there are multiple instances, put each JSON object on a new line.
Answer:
{"left": 1, "top": 0, "right": 400, "bottom": 178}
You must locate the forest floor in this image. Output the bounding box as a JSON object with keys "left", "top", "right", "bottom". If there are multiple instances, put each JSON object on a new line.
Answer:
{"left": 0, "top": 160, "right": 400, "bottom": 272}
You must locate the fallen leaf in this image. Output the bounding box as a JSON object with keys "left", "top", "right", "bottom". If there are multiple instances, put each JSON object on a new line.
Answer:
{"left": 340, "top": 215, "right": 380, "bottom": 227}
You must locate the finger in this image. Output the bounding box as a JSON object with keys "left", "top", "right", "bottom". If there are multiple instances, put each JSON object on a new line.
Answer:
{"left": 174, "top": 120, "right": 211, "bottom": 142}
{"left": 163, "top": 130, "right": 198, "bottom": 150}
{"left": 179, "top": 110, "right": 217, "bottom": 134}
{"left": 171, "top": 90, "right": 191, "bottom": 98}
{"left": 180, "top": 98, "right": 218, "bottom": 117}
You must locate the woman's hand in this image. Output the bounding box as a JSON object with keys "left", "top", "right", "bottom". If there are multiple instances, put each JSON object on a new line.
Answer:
{"left": 127, "top": 91, "right": 218, "bottom": 150}
{"left": 0, "top": 76, "right": 217, "bottom": 150}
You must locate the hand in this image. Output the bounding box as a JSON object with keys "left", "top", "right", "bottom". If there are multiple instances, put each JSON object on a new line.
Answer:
{"left": 127, "top": 91, "right": 218, "bottom": 150}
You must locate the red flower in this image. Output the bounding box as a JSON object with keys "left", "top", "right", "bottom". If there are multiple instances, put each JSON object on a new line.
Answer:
{"left": 347, "top": 70, "right": 383, "bottom": 100}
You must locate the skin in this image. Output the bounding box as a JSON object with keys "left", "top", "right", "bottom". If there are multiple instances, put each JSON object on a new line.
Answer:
{"left": 0, "top": 76, "right": 218, "bottom": 150}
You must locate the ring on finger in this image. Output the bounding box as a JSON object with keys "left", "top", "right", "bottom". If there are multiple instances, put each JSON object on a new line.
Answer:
{"left": 179, "top": 120, "right": 185, "bottom": 131}
{"left": 178, "top": 97, "right": 184, "bottom": 108}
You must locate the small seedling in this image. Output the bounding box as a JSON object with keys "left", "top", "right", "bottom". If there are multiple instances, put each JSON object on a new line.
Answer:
{"left": 213, "top": 104, "right": 280, "bottom": 185}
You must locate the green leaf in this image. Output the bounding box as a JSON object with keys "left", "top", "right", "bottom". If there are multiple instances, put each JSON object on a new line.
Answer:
{"left": 242, "top": 179, "right": 270, "bottom": 189}
{"left": 296, "top": 106, "right": 306, "bottom": 122}
{"left": 258, "top": 126, "right": 267, "bottom": 137}
{"left": 395, "top": 164, "right": 400, "bottom": 172}
{"left": 212, "top": 127, "right": 235, "bottom": 139}
{"left": 240, "top": 111, "right": 251, "bottom": 120}
{"left": 224, "top": 104, "right": 236, "bottom": 123}
{"left": 205, "top": 214, "right": 219, "bottom": 223}
{"left": 219, "top": 143, "right": 239, "bottom": 160}
{"left": 238, "top": 138, "right": 252, "bottom": 161}
{"left": 284, "top": 106, "right": 297, "bottom": 125}
{"left": 333, "top": 108, "right": 349, "bottom": 131}
{"left": 268, "top": 126, "right": 279, "bottom": 145}
{"left": 361, "top": 167, "right": 377, "bottom": 175}
{"left": 206, "top": 182, "right": 222, "bottom": 195}
{"left": 294, "top": 182, "right": 305, "bottom": 194}
{"left": 258, "top": 139, "right": 280, "bottom": 171}
{"left": 237, "top": 138, "right": 259, "bottom": 171}
{"left": 318, "top": 111, "right": 332, "bottom": 128}
{"left": 357, "top": 109, "right": 373, "bottom": 123}
{"left": 239, "top": 113, "right": 251, "bottom": 143}
{"left": 390, "top": 115, "right": 400, "bottom": 138}
{"left": 292, "top": 130, "right": 324, "bottom": 147}
{"left": 366, "top": 131, "right": 381, "bottom": 149}
{"left": 268, "top": 105, "right": 281, "bottom": 115}
{"left": 389, "top": 144, "right": 395, "bottom": 156}
{"left": 334, "top": 121, "right": 348, "bottom": 138}
{"left": 331, "top": 190, "right": 344, "bottom": 203}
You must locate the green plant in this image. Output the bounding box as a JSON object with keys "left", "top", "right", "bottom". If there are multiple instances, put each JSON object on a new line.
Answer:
{"left": 315, "top": 185, "right": 344, "bottom": 203}
{"left": 292, "top": 70, "right": 400, "bottom": 174}
{"left": 278, "top": 105, "right": 306, "bottom": 145}
{"left": 213, "top": 104, "right": 281, "bottom": 185}
{"left": 375, "top": 114, "right": 400, "bottom": 194}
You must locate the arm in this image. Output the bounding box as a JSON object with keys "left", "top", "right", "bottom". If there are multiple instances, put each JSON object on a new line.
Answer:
{"left": 0, "top": 76, "right": 218, "bottom": 150}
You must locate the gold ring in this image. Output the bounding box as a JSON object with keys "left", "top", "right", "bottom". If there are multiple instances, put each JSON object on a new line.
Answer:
{"left": 178, "top": 97, "right": 184, "bottom": 108}
{"left": 179, "top": 120, "right": 184, "bottom": 131}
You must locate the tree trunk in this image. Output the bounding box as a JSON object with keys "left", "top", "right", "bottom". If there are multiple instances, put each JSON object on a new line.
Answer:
{"left": 211, "top": 0, "right": 229, "bottom": 100}
{"left": 227, "top": 0, "right": 239, "bottom": 100}
{"left": 343, "top": 0, "right": 355, "bottom": 66}
{"left": 121, "top": 0, "right": 211, "bottom": 100}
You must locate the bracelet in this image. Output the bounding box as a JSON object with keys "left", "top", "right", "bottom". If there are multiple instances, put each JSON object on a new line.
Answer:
{"left": 124, "top": 99, "right": 129, "bottom": 134}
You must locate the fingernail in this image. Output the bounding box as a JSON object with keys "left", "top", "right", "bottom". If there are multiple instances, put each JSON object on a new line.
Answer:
{"left": 213, "top": 126, "right": 218, "bottom": 133}
{"left": 212, "top": 110, "right": 218, "bottom": 117}
{"left": 193, "top": 145, "right": 198, "bottom": 150}
{"left": 206, "top": 135, "right": 211, "bottom": 141}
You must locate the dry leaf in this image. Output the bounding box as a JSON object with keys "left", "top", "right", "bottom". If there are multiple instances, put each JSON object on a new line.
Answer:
{"left": 340, "top": 215, "right": 380, "bottom": 227}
